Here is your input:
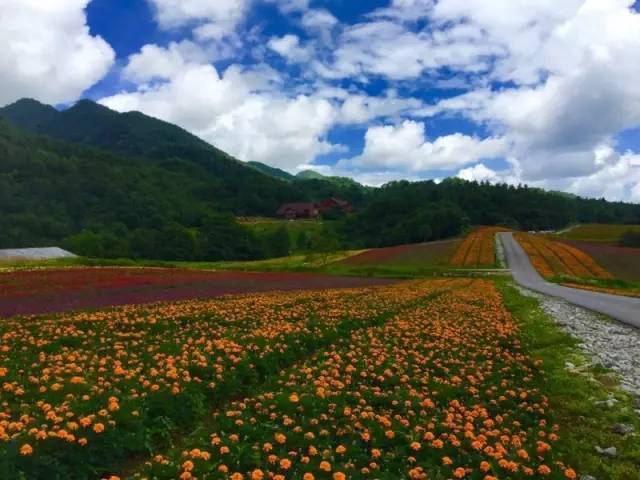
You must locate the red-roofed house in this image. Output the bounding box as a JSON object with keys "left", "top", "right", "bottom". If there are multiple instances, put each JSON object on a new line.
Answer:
{"left": 276, "top": 203, "right": 320, "bottom": 220}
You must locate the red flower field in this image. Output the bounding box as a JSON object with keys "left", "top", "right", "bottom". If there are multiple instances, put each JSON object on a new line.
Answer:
{"left": 0, "top": 268, "right": 395, "bottom": 318}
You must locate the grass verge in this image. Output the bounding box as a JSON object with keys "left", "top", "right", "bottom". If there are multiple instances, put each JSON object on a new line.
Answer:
{"left": 497, "top": 279, "right": 640, "bottom": 479}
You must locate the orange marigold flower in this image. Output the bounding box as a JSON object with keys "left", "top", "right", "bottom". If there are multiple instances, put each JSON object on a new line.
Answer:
{"left": 410, "top": 442, "right": 421, "bottom": 451}
{"left": 442, "top": 456, "right": 453, "bottom": 465}
{"left": 289, "top": 393, "right": 299, "bottom": 403}
{"left": 93, "top": 423, "right": 105, "bottom": 433}
{"left": 303, "top": 474, "right": 315, "bottom": 480}
{"left": 333, "top": 473, "right": 346, "bottom": 480}
{"left": 279, "top": 459, "right": 292, "bottom": 470}
{"left": 320, "top": 461, "right": 332, "bottom": 472}
{"left": 336, "top": 445, "right": 346, "bottom": 454}
{"left": 565, "top": 469, "right": 577, "bottom": 479}
{"left": 251, "top": 469, "right": 264, "bottom": 480}
{"left": 538, "top": 465, "right": 551, "bottom": 475}
{"left": 20, "top": 444, "right": 33, "bottom": 456}
{"left": 453, "top": 467, "right": 466, "bottom": 478}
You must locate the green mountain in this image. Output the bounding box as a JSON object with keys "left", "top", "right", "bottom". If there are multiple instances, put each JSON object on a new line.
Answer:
{"left": 1, "top": 98, "right": 639, "bottom": 261}
{"left": 295, "top": 169, "right": 326, "bottom": 180}
{"left": 247, "top": 161, "right": 295, "bottom": 181}
{"left": 0, "top": 99, "right": 368, "bottom": 260}
{"left": 1, "top": 98, "right": 216, "bottom": 158}
{"left": 296, "top": 169, "right": 364, "bottom": 189}
{"left": 0, "top": 99, "right": 367, "bottom": 215}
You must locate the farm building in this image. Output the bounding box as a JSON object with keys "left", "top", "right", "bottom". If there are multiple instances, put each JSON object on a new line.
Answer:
{"left": 276, "top": 198, "right": 353, "bottom": 219}
{"left": 0, "top": 247, "right": 77, "bottom": 261}
{"left": 276, "top": 203, "right": 320, "bottom": 220}
{"left": 316, "top": 197, "right": 354, "bottom": 213}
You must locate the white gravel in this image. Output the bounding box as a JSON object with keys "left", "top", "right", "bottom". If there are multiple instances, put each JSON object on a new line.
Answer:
{"left": 517, "top": 286, "right": 640, "bottom": 402}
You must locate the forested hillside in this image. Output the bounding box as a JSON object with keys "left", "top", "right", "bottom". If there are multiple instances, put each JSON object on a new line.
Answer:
{"left": 2, "top": 98, "right": 639, "bottom": 261}
{"left": 339, "top": 179, "right": 640, "bottom": 248}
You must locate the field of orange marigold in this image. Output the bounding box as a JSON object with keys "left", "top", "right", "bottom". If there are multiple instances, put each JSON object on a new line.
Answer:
{"left": 514, "top": 233, "right": 612, "bottom": 280}
{"left": 450, "top": 227, "right": 511, "bottom": 268}
{"left": 1, "top": 279, "right": 577, "bottom": 480}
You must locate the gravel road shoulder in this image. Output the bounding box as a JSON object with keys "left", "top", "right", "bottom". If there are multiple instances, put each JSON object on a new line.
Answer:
{"left": 517, "top": 286, "right": 640, "bottom": 404}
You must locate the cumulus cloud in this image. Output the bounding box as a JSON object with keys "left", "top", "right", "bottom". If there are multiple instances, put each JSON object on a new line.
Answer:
{"left": 96, "top": 0, "right": 640, "bottom": 201}
{"left": 101, "top": 47, "right": 338, "bottom": 169}
{"left": 340, "top": 120, "right": 507, "bottom": 172}
{"left": 0, "top": 0, "right": 115, "bottom": 106}
{"left": 418, "top": 0, "right": 640, "bottom": 195}
{"left": 457, "top": 163, "right": 499, "bottom": 183}
{"left": 147, "top": 0, "right": 249, "bottom": 37}
{"left": 267, "top": 35, "right": 311, "bottom": 63}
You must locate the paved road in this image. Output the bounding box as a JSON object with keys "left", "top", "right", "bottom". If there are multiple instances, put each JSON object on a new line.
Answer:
{"left": 499, "top": 232, "right": 640, "bottom": 328}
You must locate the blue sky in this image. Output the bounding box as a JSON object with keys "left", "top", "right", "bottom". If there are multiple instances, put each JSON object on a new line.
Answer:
{"left": 2, "top": 0, "right": 640, "bottom": 201}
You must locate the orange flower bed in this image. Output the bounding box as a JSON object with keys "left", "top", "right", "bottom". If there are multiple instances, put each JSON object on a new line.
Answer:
{"left": 137, "top": 280, "right": 575, "bottom": 480}
{"left": 0, "top": 280, "right": 459, "bottom": 478}
{"left": 451, "top": 227, "right": 511, "bottom": 268}
{"left": 514, "top": 233, "right": 612, "bottom": 279}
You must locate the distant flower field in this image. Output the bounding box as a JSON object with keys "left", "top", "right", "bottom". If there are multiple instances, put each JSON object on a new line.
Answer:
{"left": 450, "top": 227, "right": 511, "bottom": 268}
{"left": 514, "top": 233, "right": 612, "bottom": 280}
{"left": 0, "top": 279, "right": 576, "bottom": 479}
{"left": 0, "top": 268, "right": 394, "bottom": 318}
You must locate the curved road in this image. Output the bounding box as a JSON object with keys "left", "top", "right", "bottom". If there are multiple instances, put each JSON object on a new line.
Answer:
{"left": 499, "top": 232, "right": 640, "bottom": 329}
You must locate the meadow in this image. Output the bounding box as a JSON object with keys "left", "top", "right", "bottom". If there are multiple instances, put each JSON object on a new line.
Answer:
{"left": 554, "top": 224, "right": 640, "bottom": 244}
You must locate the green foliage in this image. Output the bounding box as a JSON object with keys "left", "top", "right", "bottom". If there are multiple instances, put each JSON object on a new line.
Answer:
{"left": 263, "top": 225, "right": 291, "bottom": 258}
{"left": 498, "top": 280, "right": 640, "bottom": 480}
{"left": 2, "top": 98, "right": 640, "bottom": 262}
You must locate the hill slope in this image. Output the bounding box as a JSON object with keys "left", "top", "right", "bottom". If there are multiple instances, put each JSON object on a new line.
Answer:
{"left": 0, "top": 99, "right": 367, "bottom": 214}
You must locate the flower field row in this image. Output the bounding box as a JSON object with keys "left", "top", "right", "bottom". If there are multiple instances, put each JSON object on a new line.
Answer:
{"left": 0, "top": 268, "right": 394, "bottom": 318}
{"left": 450, "top": 228, "right": 510, "bottom": 268}
{"left": 514, "top": 233, "right": 612, "bottom": 279}
{"left": 132, "top": 279, "right": 575, "bottom": 480}
{"left": 0, "top": 280, "right": 462, "bottom": 479}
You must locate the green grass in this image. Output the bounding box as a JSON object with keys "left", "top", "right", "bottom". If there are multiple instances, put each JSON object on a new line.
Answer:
{"left": 497, "top": 280, "right": 640, "bottom": 479}
{"left": 239, "top": 218, "right": 332, "bottom": 253}
{"left": 0, "top": 251, "right": 363, "bottom": 274}
{"left": 555, "top": 224, "right": 640, "bottom": 244}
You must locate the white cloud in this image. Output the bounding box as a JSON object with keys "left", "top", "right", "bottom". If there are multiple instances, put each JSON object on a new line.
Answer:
{"left": 457, "top": 163, "right": 499, "bottom": 183}
{"left": 147, "top": 0, "right": 249, "bottom": 32}
{"left": 340, "top": 120, "right": 507, "bottom": 172}
{"left": 558, "top": 151, "right": 640, "bottom": 202}
{"left": 123, "top": 41, "right": 212, "bottom": 82}
{"left": 268, "top": 0, "right": 310, "bottom": 14}
{"left": 420, "top": 0, "right": 640, "bottom": 198}
{"left": 339, "top": 92, "right": 424, "bottom": 124}
{"left": 267, "top": 35, "right": 311, "bottom": 63}
{"left": 101, "top": 47, "right": 338, "bottom": 169}
{"left": 0, "top": 0, "right": 115, "bottom": 106}
{"left": 301, "top": 9, "right": 338, "bottom": 30}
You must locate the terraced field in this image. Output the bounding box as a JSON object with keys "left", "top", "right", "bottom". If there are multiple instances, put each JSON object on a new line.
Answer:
{"left": 513, "top": 233, "right": 611, "bottom": 280}
{"left": 450, "top": 227, "right": 510, "bottom": 268}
